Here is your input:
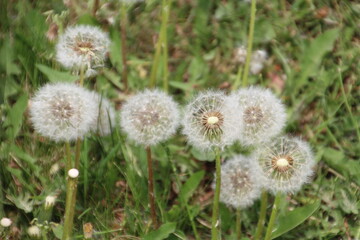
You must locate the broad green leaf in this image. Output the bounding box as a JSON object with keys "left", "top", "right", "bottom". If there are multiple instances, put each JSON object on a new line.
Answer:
{"left": 179, "top": 171, "right": 204, "bottom": 203}
{"left": 51, "top": 224, "right": 63, "bottom": 239}
{"left": 143, "top": 222, "right": 176, "bottom": 240}
{"left": 36, "top": 64, "right": 78, "bottom": 83}
{"left": 4, "top": 93, "right": 28, "bottom": 139}
{"left": 191, "top": 147, "right": 215, "bottom": 161}
{"left": 271, "top": 200, "right": 321, "bottom": 239}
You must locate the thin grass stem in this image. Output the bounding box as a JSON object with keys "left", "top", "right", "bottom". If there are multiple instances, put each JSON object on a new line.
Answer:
{"left": 146, "top": 146, "right": 158, "bottom": 229}
{"left": 232, "top": 66, "right": 243, "bottom": 91}
{"left": 120, "top": 4, "right": 129, "bottom": 92}
{"left": 254, "top": 190, "right": 268, "bottom": 240}
{"left": 242, "top": 0, "right": 256, "bottom": 87}
{"left": 211, "top": 148, "right": 221, "bottom": 240}
{"left": 264, "top": 192, "right": 282, "bottom": 240}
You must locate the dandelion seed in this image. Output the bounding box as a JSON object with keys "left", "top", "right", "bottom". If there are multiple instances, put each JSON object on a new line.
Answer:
{"left": 27, "top": 225, "right": 41, "bottom": 238}
{"left": 232, "top": 86, "right": 286, "bottom": 145}
{"left": 91, "top": 93, "right": 116, "bottom": 136}
{"left": 120, "top": 89, "right": 180, "bottom": 146}
{"left": 182, "top": 91, "right": 240, "bottom": 151}
{"left": 0, "top": 218, "right": 12, "bottom": 227}
{"left": 216, "top": 155, "right": 262, "bottom": 209}
{"left": 256, "top": 136, "right": 315, "bottom": 194}
{"left": 30, "top": 83, "right": 98, "bottom": 142}
{"left": 56, "top": 25, "right": 110, "bottom": 71}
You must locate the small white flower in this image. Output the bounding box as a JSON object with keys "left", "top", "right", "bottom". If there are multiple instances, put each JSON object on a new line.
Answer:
{"left": 56, "top": 25, "right": 110, "bottom": 70}
{"left": 217, "top": 155, "right": 262, "bottom": 209}
{"left": 45, "top": 195, "right": 57, "bottom": 209}
{"left": 120, "top": 89, "right": 180, "bottom": 146}
{"left": 182, "top": 91, "right": 240, "bottom": 151}
{"left": 27, "top": 225, "right": 41, "bottom": 238}
{"left": 30, "top": 83, "right": 98, "bottom": 142}
{"left": 232, "top": 86, "right": 286, "bottom": 145}
{"left": 91, "top": 93, "right": 116, "bottom": 136}
{"left": 68, "top": 168, "right": 79, "bottom": 178}
{"left": 256, "top": 136, "right": 315, "bottom": 194}
{"left": 0, "top": 217, "right": 12, "bottom": 227}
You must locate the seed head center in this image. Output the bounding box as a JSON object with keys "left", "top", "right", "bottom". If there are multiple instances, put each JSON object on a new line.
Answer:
{"left": 74, "top": 41, "right": 94, "bottom": 55}
{"left": 271, "top": 155, "right": 294, "bottom": 172}
{"left": 207, "top": 116, "right": 219, "bottom": 125}
{"left": 276, "top": 158, "right": 289, "bottom": 167}
{"left": 244, "top": 106, "right": 264, "bottom": 124}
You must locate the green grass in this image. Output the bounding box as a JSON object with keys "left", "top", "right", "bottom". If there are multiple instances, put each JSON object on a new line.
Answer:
{"left": 1, "top": 0, "right": 359, "bottom": 239}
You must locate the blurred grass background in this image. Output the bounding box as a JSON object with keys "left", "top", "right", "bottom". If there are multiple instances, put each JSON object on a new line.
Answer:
{"left": 0, "top": 0, "right": 359, "bottom": 239}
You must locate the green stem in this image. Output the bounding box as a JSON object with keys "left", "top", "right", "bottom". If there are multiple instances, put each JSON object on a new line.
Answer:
{"left": 236, "top": 208, "right": 241, "bottom": 240}
{"left": 232, "top": 66, "right": 243, "bottom": 91}
{"left": 162, "top": 0, "right": 171, "bottom": 92}
{"left": 92, "top": 0, "right": 99, "bottom": 16}
{"left": 79, "top": 65, "right": 85, "bottom": 87}
{"left": 211, "top": 148, "right": 221, "bottom": 240}
{"left": 242, "top": 0, "right": 256, "bottom": 87}
{"left": 338, "top": 70, "right": 360, "bottom": 142}
{"left": 254, "top": 190, "right": 268, "bottom": 240}
{"left": 146, "top": 146, "right": 158, "bottom": 229}
{"left": 264, "top": 192, "right": 282, "bottom": 240}
{"left": 149, "top": 0, "right": 170, "bottom": 89}
{"left": 120, "top": 4, "right": 128, "bottom": 92}
{"left": 65, "top": 142, "right": 72, "bottom": 172}
{"left": 0, "top": 174, "right": 5, "bottom": 218}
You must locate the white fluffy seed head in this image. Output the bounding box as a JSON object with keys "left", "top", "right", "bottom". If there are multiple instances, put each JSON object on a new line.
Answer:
{"left": 182, "top": 91, "right": 241, "bottom": 151}
{"left": 56, "top": 25, "right": 110, "bottom": 70}
{"left": 68, "top": 168, "right": 79, "bottom": 178}
{"left": 30, "top": 83, "right": 98, "bottom": 142}
{"left": 120, "top": 89, "right": 180, "bottom": 146}
{"left": 216, "top": 155, "right": 263, "bottom": 209}
{"left": 91, "top": 93, "right": 116, "bottom": 136}
{"left": 27, "top": 225, "right": 41, "bottom": 237}
{"left": 256, "top": 136, "right": 315, "bottom": 194}
{"left": 0, "top": 217, "right": 12, "bottom": 227}
{"left": 232, "top": 86, "right": 286, "bottom": 146}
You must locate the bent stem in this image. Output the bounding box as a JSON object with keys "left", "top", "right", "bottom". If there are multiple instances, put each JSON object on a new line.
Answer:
{"left": 211, "top": 148, "right": 221, "bottom": 240}
{"left": 120, "top": 4, "right": 129, "bottom": 92}
{"left": 146, "top": 146, "right": 158, "bottom": 229}
{"left": 254, "top": 190, "right": 268, "bottom": 240}
{"left": 264, "top": 192, "right": 282, "bottom": 240}
{"left": 236, "top": 208, "right": 241, "bottom": 240}
{"left": 242, "top": 0, "right": 256, "bottom": 87}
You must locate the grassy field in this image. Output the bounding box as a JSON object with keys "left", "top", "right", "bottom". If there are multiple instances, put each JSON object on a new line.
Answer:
{"left": 0, "top": 0, "right": 359, "bottom": 239}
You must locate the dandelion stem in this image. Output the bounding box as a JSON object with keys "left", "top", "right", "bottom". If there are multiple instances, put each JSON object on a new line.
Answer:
{"left": 120, "top": 4, "right": 129, "bottom": 92}
{"left": 92, "top": 0, "right": 100, "bottom": 17}
{"left": 162, "top": 0, "right": 171, "bottom": 93}
{"left": 146, "top": 146, "right": 158, "bottom": 229}
{"left": 232, "top": 66, "right": 243, "bottom": 91}
{"left": 149, "top": 0, "right": 170, "bottom": 89}
{"left": 65, "top": 142, "right": 72, "bottom": 172}
{"left": 242, "top": 0, "right": 256, "bottom": 87}
{"left": 79, "top": 65, "right": 85, "bottom": 87}
{"left": 254, "top": 190, "right": 268, "bottom": 240}
{"left": 211, "top": 148, "right": 221, "bottom": 240}
{"left": 264, "top": 192, "right": 282, "bottom": 240}
{"left": 62, "top": 140, "right": 81, "bottom": 240}
{"left": 236, "top": 208, "right": 241, "bottom": 240}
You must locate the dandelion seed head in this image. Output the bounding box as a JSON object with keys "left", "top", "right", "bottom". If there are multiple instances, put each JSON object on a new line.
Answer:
{"left": 232, "top": 86, "right": 286, "bottom": 145}
{"left": 56, "top": 25, "right": 110, "bottom": 70}
{"left": 120, "top": 89, "right": 180, "bottom": 146}
{"left": 30, "top": 83, "right": 97, "bottom": 142}
{"left": 216, "top": 155, "right": 262, "bottom": 209}
{"left": 45, "top": 195, "right": 57, "bottom": 209}
{"left": 183, "top": 91, "right": 240, "bottom": 151}
{"left": 91, "top": 93, "right": 116, "bottom": 136}
{"left": 256, "top": 136, "right": 315, "bottom": 194}
{"left": 68, "top": 168, "right": 79, "bottom": 178}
